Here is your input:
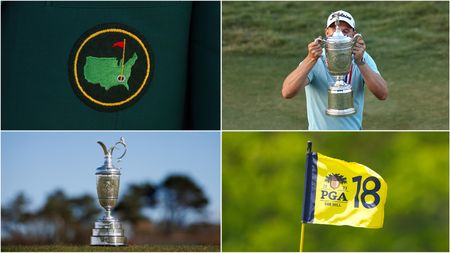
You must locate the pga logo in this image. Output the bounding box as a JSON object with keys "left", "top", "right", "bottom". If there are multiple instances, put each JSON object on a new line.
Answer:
{"left": 321, "top": 173, "right": 348, "bottom": 202}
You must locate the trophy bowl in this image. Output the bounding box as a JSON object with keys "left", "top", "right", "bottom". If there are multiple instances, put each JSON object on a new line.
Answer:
{"left": 91, "top": 138, "right": 127, "bottom": 246}
{"left": 96, "top": 172, "right": 120, "bottom": 216}
{"left": 325, "top": 37, "right": 354, "bottom": 76}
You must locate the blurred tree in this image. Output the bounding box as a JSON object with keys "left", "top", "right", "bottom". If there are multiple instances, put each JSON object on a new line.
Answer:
{"left": 1, "top": 192, "right": 32, "bottom": 223}
{"left": 69, "top": 194, "right": 101, "bottom": 243}
{"left": 2, "top": 190, "right": 100, "bottom": 245}
{"left": 2, "top": 175, "right": 212, "bottom": 245}
{"left": 115, "top": 182, "right": 157, "bottom": 225}
{"left": 1, "top": 192, "right": 33, "bottom": 243}
{"left": 159, "top": 175, "right": 209, "bottom": 230}
{"left": 38, "top": 190, "right": 75, "bottom": 243}
{"left": 70, "top": 194, "right": 101, "bottom": 225}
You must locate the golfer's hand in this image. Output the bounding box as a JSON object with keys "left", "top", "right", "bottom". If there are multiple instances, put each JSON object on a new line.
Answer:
{"left": 307, "top": 38, "right": 323, "bottom": 60}
{"left": 353, "top": 36, "right": 366, "bottom": 63}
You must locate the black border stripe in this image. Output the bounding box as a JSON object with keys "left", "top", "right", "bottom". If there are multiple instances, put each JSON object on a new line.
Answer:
{"left": 302, "top": 152, "right": 318, "bottom": 223}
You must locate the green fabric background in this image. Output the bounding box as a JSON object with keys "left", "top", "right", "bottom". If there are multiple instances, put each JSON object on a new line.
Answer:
{"left": 1, "top": 1, "right": 220, "bottom": 130}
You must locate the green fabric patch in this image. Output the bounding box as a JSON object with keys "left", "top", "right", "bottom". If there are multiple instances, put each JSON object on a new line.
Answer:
{"left": 68, "top": 23, "right": 153, "bottom": 112}
{"left": 84, "top": 53, "right": 138, "bottom": 91}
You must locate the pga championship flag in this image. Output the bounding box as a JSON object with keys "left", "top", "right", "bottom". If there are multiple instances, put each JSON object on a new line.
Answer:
{"left": 302, "top": 152, "right": 387, "bottom": 229}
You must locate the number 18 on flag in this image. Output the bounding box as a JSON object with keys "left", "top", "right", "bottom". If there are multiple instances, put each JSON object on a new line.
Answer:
{"left": 302, "top": 142, "right": 388, "bottom": 229}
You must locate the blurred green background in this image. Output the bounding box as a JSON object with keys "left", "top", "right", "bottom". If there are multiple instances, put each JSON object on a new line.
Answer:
{"left": 222, "top": 132, "right": 449, "bottom": 251}
{"left": 222, "top": 1, "right": 449, "bottom": 130}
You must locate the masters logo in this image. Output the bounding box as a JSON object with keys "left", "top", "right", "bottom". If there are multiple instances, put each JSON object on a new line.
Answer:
{"left": 321, "top": 173, "right": 348, "bottom": 207}
{"left": 69, "top": 23, "right": 154, "bottom": 111}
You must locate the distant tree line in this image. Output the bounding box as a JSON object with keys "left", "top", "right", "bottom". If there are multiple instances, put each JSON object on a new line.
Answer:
{"left": 1, "top": 174, "right": 209, "bottom": 245}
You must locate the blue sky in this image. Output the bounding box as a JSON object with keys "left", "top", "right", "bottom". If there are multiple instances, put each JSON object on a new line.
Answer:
{"left": 1, "top": 131, "right": 220, "bottom": 224}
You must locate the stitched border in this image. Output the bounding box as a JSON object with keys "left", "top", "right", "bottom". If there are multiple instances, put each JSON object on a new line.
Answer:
{"left": 73, "top": 28, "right": 151, "bottom": 107}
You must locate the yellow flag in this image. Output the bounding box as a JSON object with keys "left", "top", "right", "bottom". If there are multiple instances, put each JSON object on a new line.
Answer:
{"left": 302, "top": 152, "right": 387, "bottom": 228}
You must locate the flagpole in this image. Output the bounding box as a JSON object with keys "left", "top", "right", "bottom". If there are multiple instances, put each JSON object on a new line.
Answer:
{"left": 300, "top": 141, "right": 312, "bottom": 252}
{"left": 120, "top": 39, "right": 126, "bottom": 79}
{"left": 300, "top": 223, "right": 305, "bottom": 252}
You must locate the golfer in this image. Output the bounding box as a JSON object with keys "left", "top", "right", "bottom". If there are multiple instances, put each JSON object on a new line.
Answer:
{"left": 282, "top": 10, "right": 388, "bottom": 130}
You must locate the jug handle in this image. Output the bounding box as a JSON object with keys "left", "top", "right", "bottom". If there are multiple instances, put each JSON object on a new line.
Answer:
{"left": 352, "top": 33, "right": 363, "bottom": 46}
{"left": 97, "top": 137, "right": 127, "bottom": 162}
{"left": 314, "top": 36, "right": 326, "bottom": 47}
{"left": 111, "top": 137, "right": 127, "bottom": 162}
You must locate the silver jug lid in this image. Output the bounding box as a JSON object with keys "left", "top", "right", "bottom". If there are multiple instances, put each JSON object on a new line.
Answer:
{"left": 326, "top": 12, "right": 352, "bottom": 44}
{"left": 95, "top": 137, "right": 127, "bottom": 175}
{"left": 327, "top": 26, "right": 352, "bottom": 44}
{"left": 96, "top": 154, "right": 121, "bottom": 175}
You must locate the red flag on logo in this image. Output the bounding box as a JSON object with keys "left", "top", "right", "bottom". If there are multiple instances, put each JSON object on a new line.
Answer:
{"left": 112, "top": 41, "right": 124, "bottom": 48}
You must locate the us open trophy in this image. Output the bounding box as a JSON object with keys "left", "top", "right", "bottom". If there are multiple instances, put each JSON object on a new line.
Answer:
{"left": 91, "top": 137, "right": 127, "bottom": 246}
{"left": 317, "top": 11, "right": 362, "bottom": 116}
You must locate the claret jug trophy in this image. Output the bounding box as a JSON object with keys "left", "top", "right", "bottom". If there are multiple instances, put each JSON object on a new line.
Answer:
{"left": 91, "top": 137, "right": 127, "bottom": 246}
{"left": 317, "top": 11, "right": 362, "bottom": 116}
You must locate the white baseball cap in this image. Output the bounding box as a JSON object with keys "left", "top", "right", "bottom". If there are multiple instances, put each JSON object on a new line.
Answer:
{"left": 326, "top": 10, "right": 356, "bottom": 29}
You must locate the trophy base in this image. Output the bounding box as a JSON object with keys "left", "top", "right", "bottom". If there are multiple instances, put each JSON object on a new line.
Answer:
{"left": 91, "top": 219, "right": 127, "bottom": 246}
{"left": 326, "top": 108, "right": 356, "bottom": 116}
{"left": 326, "top": 83, "right": 356, "bottom": 116}
{"left": 90, "top": 236, "right": 127, "bottom": 246}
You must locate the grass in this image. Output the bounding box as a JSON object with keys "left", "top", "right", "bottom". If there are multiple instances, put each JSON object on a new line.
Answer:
{"left": 222, "top": 1, "right": 449, "bottom": 130}
{"left": 1, "top": 244, "right": 220, "bottom": 252}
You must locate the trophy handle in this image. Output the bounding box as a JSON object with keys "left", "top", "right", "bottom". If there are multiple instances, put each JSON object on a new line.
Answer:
{"left": 111, "top": 137, "right": 127, "bottom": 162}
{"left": 352, "top": 33, "right": 363, "bottom": 47}
{"left": 315, "top": 36, "right": 326, "bottom": 47}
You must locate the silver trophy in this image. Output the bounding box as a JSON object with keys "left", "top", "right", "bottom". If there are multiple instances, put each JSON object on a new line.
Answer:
{"left": 91, "top": 137, "right": 127, "bottom": 246}
{"left": 317, "top": 11, "right": 362, "bottom": 116}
